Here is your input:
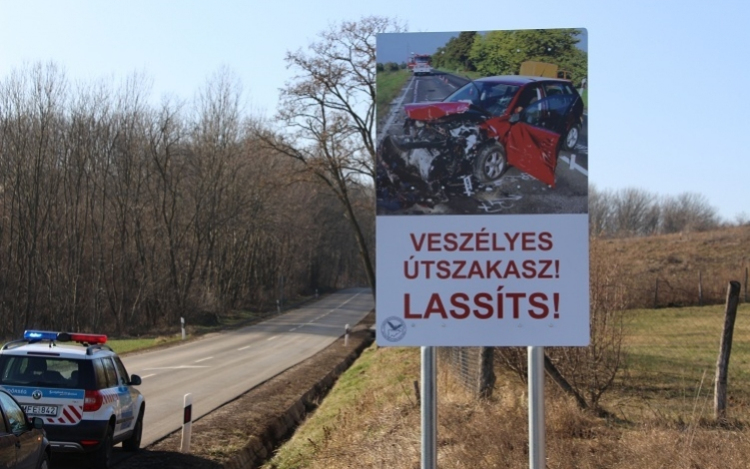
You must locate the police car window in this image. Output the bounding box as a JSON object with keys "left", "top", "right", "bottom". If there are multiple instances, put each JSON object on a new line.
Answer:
{"left": 101, "top": 358, "right": 118, "bottom": 388}
{"left": 0, "top": 356, "right": 80, "bottom": 388}
{"left": 0, "top": 392, "right": 27, "bottom": 435}
{"left": 113, "top": 357, "right": 129, "bottom": 386}
{"left": 93, "top": 359, "right": 109, "bottom": 390}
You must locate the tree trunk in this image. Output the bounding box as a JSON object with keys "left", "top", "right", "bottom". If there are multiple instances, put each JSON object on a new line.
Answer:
{"left": 544, "top": 354, "right": 588, "bottom": 410}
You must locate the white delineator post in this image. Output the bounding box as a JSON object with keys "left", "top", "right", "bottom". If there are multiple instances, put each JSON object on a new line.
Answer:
{"left": 180, "top": 393, "right": 193, "bottom": 453}
{"left": 344, "top": 324, "right": 350, "bottom": 347}
{"left": 181, "top": 317, "right": 186, "bottom": 340}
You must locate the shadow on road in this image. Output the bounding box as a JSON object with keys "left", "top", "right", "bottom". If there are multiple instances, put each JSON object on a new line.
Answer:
{"left": 54, "top": 447, "right": 224, "bottom": 469}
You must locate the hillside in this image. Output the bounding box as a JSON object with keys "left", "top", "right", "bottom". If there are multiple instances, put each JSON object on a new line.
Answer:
{"left": 593, "top": 225, "right": 750, "bottom": 308}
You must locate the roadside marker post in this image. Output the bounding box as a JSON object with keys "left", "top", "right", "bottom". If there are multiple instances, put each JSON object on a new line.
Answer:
{"left": 180, "top": 393, "right": 193, "bottom": 453}
{"left": 180, "top": 317, "right": 186, "bottom": 340}
{"left": 344, "top": 324, "right": 350, "bottom": 347}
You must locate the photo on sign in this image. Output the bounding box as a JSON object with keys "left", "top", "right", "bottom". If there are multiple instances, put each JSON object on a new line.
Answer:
{"left": 376, "top": 29, "right": 588, "bottom": 216}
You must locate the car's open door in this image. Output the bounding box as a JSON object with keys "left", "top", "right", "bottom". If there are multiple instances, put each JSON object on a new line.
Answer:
{"left": 505, "top": 94, "right": 577, "bottom": 187}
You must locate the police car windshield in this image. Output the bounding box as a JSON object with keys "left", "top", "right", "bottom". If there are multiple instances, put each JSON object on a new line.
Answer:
{"left": 0, "top": 356, "right": 93, "bottom": 389}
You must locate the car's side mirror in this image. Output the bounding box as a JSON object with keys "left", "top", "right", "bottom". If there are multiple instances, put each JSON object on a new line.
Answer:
{"left": 509, "top": 113, "right": 521, "bottom": 124}
{"left": 129, "top": 374, "right": 142, "bottom": 386}
{"left": 32, "top": 417, "right": 43, "bottom": 430}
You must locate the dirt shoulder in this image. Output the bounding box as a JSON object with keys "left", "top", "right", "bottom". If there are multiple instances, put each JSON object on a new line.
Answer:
{"left": 113, "top": 312, "right": 375, "bottom": 469}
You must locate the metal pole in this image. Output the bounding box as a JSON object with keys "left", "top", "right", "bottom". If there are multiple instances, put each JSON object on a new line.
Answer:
{"left": 421, "top": 346, "right": 437, "bottom": 469}
{"left": 528, "top": 346, "right": 545, "bottom": 469}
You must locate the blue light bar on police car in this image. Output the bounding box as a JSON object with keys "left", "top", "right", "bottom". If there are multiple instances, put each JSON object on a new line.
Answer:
{"left": 23, "top": 330, "right": 59, "bottom": 341}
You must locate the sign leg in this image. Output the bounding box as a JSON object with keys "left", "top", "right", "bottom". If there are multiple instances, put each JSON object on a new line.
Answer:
{"left": 421, "top": 346, "right": 437, "bottom": 469}
{"left": 529, "top": 346, "right": 545, "bottom": 469}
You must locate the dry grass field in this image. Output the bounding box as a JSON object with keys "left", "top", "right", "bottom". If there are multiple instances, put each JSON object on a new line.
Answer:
{"left": 593, "top": 225, "right": 750, "bottom": 308}
{"left": 263, "top": 226, "right": 750, "bottom": 468}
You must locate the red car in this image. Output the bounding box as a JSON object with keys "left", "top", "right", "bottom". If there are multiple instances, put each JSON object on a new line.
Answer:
{"left": 394, "top": 76, "right": 584, "bottom": 188}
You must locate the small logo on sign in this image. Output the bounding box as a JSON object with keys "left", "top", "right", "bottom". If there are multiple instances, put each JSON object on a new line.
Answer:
{"left": 381, "top": 316, "right": 407, "bottom": 342}
{"left": 32, "top": 390, "right": 42, "bottom": 400}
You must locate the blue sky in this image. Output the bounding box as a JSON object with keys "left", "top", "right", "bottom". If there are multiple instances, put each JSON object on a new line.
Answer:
{"left": 1, "top": 0, "right": 749, "bottom": 221}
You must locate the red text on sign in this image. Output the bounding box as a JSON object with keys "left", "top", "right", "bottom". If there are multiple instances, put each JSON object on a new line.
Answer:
{"left": 409, "top": 230, "right": 553, "bottom": 252}
{"left": 403, "top": 290, "right": 560, "bottom": 320}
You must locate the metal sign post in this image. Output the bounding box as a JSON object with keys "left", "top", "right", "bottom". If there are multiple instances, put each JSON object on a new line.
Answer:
{"left": 528, "top": 346, "right": 545, "bottom": 469}
{"left": 421, "top": 346, "right": 437, "bottom": 469}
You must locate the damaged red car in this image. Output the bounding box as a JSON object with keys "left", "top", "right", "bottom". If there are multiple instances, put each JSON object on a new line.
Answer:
{"left": 383, "top": 76, "right": 584, "bottom": 190}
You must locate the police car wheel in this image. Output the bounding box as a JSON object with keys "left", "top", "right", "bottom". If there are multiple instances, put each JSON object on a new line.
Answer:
{"left": 37, "top": 451, "right": 49, "bottom": 469}
{"left": 90, "top": 425, "right": 114, "bottom": 469}
{"left": 123, "top": 408, "right": 144, "bottom": 452}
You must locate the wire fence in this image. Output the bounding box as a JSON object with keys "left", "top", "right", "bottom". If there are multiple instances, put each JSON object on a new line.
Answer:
{"left": 438, "top": 347, "right": 481, "bottom": 392}
{"left": 439, "top": 282, "right": 750, "bottom": 422}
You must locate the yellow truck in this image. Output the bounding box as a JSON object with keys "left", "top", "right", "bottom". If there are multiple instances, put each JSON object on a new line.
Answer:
{"left": 519, "top": 61, "right": 572, "bottom": 80}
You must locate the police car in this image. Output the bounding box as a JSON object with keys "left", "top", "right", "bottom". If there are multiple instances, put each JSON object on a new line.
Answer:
{"left": 0, "top": 330, "right": 145, "bottom": 469}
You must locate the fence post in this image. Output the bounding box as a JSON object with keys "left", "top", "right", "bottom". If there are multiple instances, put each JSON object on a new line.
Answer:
{"left": 714, "top": 281, "right": 741, "bottom": 420}
{"left": 478, "top": 347, "right": 496, "bottom": 399}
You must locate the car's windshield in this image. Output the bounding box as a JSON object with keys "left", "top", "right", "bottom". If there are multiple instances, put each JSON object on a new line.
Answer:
{"left": 444, "top": 82, "right": 520, "bottom": 116}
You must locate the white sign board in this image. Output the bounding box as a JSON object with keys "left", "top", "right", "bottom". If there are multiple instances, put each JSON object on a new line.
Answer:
{"left": 376, "top": 214, "right": 588, "bottom": 346}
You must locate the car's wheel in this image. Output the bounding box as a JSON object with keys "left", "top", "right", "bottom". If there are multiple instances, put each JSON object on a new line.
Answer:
{"left": 123, "top": 407, "right": 144, "bottom": 452}
{"left": 563, "top": 124, "right": 581, "bottom": 150}
{"left": 37, "top": 451, "right": 49, "bottom": 469}
{"left": 473, "top": 142, "right": 507, "bottom": 184}
{"left": 90, "top": 424, "right": 114, "bottom": 469}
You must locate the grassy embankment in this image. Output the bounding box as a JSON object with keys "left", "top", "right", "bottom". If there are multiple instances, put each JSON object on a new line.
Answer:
{"left": 264, "top": 227, "right": 750, "bottom": 468}
{"left": 264, "top": 303, "right": 750, "bottom": 468}
{"left": 376, "top": 69, "right": 410, "bottom": 121}
{"left": 611, "top": 304, "right": 750, "bottom": 418}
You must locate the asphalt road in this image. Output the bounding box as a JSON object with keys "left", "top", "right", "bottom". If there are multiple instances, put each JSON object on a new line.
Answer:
{"left": 377, "top": 71, "right": 588, "bottom": 215}
{"left": 55, "top": 288, "right": 374, "bottom": 467}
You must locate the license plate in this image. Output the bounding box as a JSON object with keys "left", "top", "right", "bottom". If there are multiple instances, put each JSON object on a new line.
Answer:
{"left": 22, "top": 405, "right": 57, "bottom": 416}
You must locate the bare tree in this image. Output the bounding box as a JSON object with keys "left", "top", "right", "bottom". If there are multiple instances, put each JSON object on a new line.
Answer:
{"left": 0, "top": 61, "right": 372, "bottom": 337}
{"left": 611, "top": 187, "right": 660, "bottom": 236}
{"left": 258, "top": 16, "right": 406, "bottom": 293}
{"left": 547, "top": 240, "right": 626, "bottom": 410}
{"left": 660, "top": 192, "right": 719, "bottom": 233}
{"left": 497, "top": 240, "right": 626, "bottom": 412}
{"left": 588, "top": 184, "right": 612, "bottom": 237}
